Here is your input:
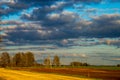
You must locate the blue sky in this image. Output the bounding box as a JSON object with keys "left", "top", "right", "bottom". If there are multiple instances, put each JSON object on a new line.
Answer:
{"left": 1, "top": 0, "right": 120, "bottom": 65}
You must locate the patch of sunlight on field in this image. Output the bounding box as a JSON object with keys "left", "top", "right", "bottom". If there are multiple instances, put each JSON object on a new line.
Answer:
{"left": 0, "top": 68, "right": 99, "bottom": 80}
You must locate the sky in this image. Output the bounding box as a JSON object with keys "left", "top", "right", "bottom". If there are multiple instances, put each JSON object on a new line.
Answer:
{"left": 0, "top": 0, "right": 120, "bottom": 65}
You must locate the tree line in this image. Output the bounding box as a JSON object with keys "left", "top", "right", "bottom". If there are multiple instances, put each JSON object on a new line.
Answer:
{"left": 0, "top": 52, "right": 60, "bottom": 67}
{"left": 0, "top": 52, "right": 35, "bottom": 67}
{"left": 0, "top": 51, "right": 89, "bottom": 68}
{"left": 2, "top": 52, "right": 120, "bottom": 67}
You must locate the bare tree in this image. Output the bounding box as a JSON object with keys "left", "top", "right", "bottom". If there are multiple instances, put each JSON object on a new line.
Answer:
{"left": 52, "top": 55, "right": 60, "bottom": 67}
{"left": 44, "top": 56, "right": 51, "bottom": 67}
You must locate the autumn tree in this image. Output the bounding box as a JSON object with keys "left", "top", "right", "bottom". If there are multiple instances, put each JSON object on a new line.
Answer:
{"left": 20, "top": 53, "right": 26, "bottom": 66}
{"left": 12, "top": 52, "right": 35, "bottom": 67}
{"left": 70, "top": 62, "right": 82, "bottom": 67}
{"left": 117, "top": 64, "right": 120, "bottom": 67}
{"left": 12, "top": 52, "right": 22, "bottom": 67}
{"left": 52, "top": 55, "right": 60, "bottom": 66}
{"left": 0, "top": 52, "right": 10, "bottom": 67}
{"left": 44, "top": 56, "right": 51, "bottom": 67}
{"left": 25, "top": 52, "right": 35, "bottom": 67}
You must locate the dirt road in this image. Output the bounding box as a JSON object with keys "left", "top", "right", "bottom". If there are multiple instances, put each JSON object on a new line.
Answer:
{"left": 0, "top": 68, "right": 94, "bottom": 80}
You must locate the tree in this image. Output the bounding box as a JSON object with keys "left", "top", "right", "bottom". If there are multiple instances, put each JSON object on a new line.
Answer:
{"left": 25, "top": 52, "right": 35, "bottom": 67}
{"left": 12, "top": 52, "right": 26, "bottom": 67}
{"left": 12, "top": 52, "right": 22, "bottom": 67}
{"left": 20, "top": 53, "right": 26, "bottom": 67}
{"left": 117, "top": 64, "right": 120, "bottom": 67}
{"left": 0, "top": 52, "right": 10, "bottom": 67}
{"left": 70, "top": 62, "right": 82, "bottom": 67}
{"left": 44, "top": 56, "right": 51, "bottom": 67}
{"left": 82, "top": 63, "right": 89, "bottom": 66}
{"left": 12, "top": 52, "right": 35, "bottom": 67}
{"left": 52, "top": 55, "right": 60, "bottom": 66}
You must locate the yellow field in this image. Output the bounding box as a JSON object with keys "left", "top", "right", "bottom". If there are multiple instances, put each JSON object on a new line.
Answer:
{"left": 0, "top": 68, "right": 95, "bottom": 80}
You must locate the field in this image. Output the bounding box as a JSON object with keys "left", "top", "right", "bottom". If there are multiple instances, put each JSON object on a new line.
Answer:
{"left": 10, "top": 66, "right": 120, "bottom": 80}
{"left": 0, "top": 68, "right": 96, "bottom": 80}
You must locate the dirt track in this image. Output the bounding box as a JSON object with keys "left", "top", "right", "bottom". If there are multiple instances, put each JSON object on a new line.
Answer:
{"left": 0, "top": 68, "right": 94, "bottom": 80}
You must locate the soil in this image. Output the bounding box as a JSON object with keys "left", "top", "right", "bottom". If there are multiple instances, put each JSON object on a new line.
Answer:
{"left": 12, "top": 67, "right": 120, "bottom": 80}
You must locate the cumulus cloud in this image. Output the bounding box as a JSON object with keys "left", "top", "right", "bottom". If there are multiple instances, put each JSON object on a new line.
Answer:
{"left": 84, "top": 14, "right": 120, "bottom": 37}
{"left": 0, "top": 2, "right": 29, "bottom": 17}
{"left": 2, "top": 14, "right": 120, "bottom": 43}
{"left": 0, "top": 20, "right": 23, "bottom": 25}
{"left": 0, "top": 0, "right": 103, "bottom": 17}
{"left": 72, "top": 0, "right": 102, "bottom": 3}
{"left": 1, "top": 0, "right": 120, "bottom": 45}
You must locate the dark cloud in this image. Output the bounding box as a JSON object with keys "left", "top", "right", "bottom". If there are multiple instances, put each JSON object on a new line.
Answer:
{"left": 0, "top": 21, "right": 23, "bottom": 25}
{"left": 42, "top": 11, "right": 79, "bottom": 28}
{"left": 16, "top": 0, "right": 63, "bottom": 6}
{"left": 0, "top": 2, "right": 29, "bottom": 16}
{"left": 0, "top": 0, "right": 103, "bottom": 17}
{"left": 4, "top": 14, "right": 120, "bottom": 42}
{"left": 1, "top": 0, "right": 120, "bottom": 43}
{"left": 0, "top": 0, "right": 60, "bottom": 16}
{"left": 83, "top": 14, "right": 120, "bottom": 37}
{"left": 21, "top": 1, "right": 72, "bottom": 21}
{"left": 72, "top": 0, "right": 102, "bottom": 3}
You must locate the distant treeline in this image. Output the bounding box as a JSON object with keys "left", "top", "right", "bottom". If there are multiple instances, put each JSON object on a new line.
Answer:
{"left": 0, "top": 52, "right": 91, "bottom": 67}
{"left": 0, "top": 52, "right": 62, "bottom": 67}
{"left": 0, "top": 52, "right": 120, "bottom": 67}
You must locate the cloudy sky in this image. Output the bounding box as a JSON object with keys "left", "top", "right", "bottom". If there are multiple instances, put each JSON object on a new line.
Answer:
{"left": 0, "top": 0, "right": 120, "bottom": 65}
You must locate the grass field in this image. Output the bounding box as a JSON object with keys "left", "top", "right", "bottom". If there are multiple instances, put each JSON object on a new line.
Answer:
{"left": 0, "top": 68, "right": 97, "bottom": 80}
{"left": 1, "top": 66, "right": 120, "bottom": 80}
{"left": 43, "top": 66, "right": 120, "bottom": 70}
{"left": 10, "top": 66, "right": 120, "bottom": 80}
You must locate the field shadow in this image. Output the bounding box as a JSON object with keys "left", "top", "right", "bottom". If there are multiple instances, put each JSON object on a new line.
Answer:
{"left": 0, "top": 77, "right": 6, "bottom": 80}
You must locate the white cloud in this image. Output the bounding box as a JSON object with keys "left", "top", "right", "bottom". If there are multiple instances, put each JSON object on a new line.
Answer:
{"left": 0, "top": 0, "right": 15, "bottom": 3}
{"left": 62, "top": 10, "right": 74, "bottom": 15}
{"left": 48, "top": 13, "right": 60, "bottom": 20}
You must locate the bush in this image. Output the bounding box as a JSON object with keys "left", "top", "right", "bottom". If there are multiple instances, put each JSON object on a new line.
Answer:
{"left": 117, "top": 64, "right": 120, "bottom": 67}
{"left": 70, "top": 62, "right": 83, "bottom": 66}
{"left": 70, "top": 62, "right": 89, "bottom": 67}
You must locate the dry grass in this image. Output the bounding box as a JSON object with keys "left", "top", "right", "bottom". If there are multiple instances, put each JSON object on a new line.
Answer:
{"left": 0, "top": 68, "right": 95, "bottom": 80}
{"left": 11, "top": 67, "right": 120, "bottom": 80}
